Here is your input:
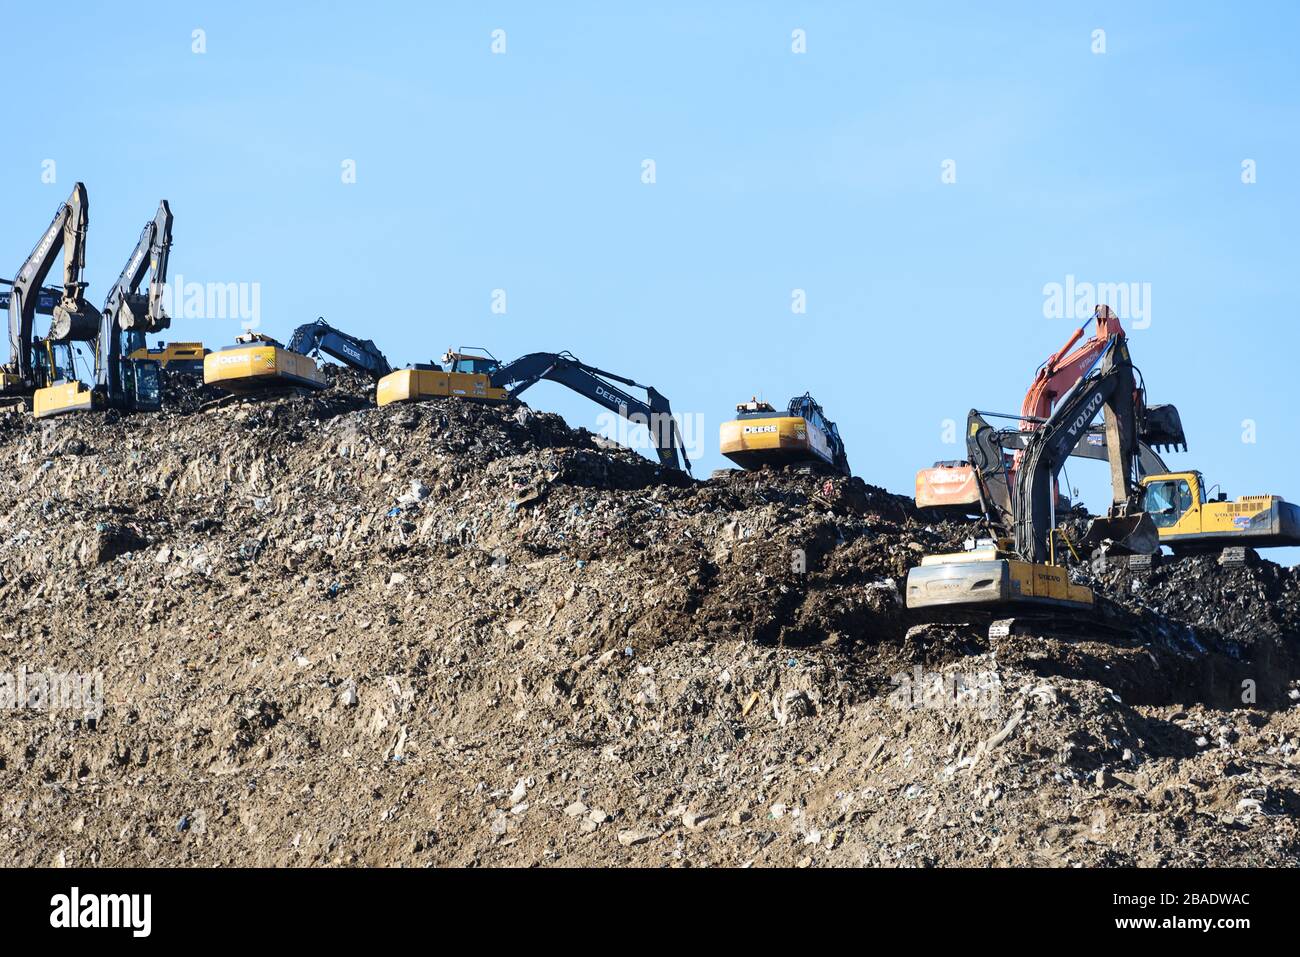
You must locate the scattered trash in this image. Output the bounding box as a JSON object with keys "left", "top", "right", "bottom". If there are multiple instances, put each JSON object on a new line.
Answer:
{"left": 2, "top": 372, "right": 1297, "bottom": 868}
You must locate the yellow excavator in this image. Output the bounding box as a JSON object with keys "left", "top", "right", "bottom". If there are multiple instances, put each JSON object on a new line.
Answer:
{"left": 1139, "top": 471, "right": 1300, "bottom": 564}
{"left": 3, "top": 183, "right": 101, "bottom": 399}
{"left": 203, "top": 319, "right": 391, "bottom": 393}
{"left": 204, "top": 332, "right": 330, "bottom": 392}
{"left": 906, "top": 337, "right": 1172, "bottom": 631}
{"left": 719, "top": 393, "right": 850, "bottom": 476}
{"left": 377, "top": 348, "right": 691, "bottom": 472}
{"left": 377, "top": 348, "right": 507, "bottom": 404}
{"left": 33, "top": 200, "right": 175, "bottom": 419}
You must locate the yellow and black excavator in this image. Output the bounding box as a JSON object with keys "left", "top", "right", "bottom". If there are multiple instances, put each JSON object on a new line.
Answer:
{"left": 718, "top": 393, "right": 850, "bottom": 476}
{"left": 377, "top": 347, "right": 507, "bottom": 404}
{"left": 33, "top": 200, "right": 175, "bottom": 419}
{"left": 919, "top": 307, "right": 1300, "bottom": 565}
{"left": 1138, "top": 471, "right": 1300, "bottom": 565}
{"left": 915, "top": 307, "right": 1178, "bottom": 517}
{"left": 203, "top": 318, "right": 392, "bottom": 393}
{"left": 378, "top": 347, "right": 692, "bottom": 472}
{"left": 906, "top": 336, "right": 1176, "bottom": 631}
{"left": 3, "top": 183, "right": 101, "bottom": 399}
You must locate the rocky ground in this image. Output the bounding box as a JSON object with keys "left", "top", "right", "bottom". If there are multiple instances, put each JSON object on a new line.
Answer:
{"left": 1, "top": 369, "right": 1298, "bottom": 867}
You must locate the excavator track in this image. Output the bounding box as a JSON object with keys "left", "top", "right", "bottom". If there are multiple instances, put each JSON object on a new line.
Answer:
{"left": 910, "top": 597, "right": 1134, "bottom": 642}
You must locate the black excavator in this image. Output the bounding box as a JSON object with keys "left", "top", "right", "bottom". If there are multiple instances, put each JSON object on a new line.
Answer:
{"left": 377, "top": 347, "right": 692, "bottom": 473}
{"left": 32, "top": 201, "right": 177, "bottom": 419}
{"left": 3, "top": 183, "right": 101, "bottom": 397}
{"left": 203, "top": 317, "right": 392, "bottom": 392}
{"left": 906, "top": 336, "right": 1178, "bottom": 630}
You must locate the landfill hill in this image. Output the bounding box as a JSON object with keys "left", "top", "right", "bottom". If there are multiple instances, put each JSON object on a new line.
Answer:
{"left": 1, "top": 369, "right": 1299, "bottom": 867}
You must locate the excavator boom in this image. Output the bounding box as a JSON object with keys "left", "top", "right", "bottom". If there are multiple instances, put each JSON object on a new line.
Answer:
{"left": 488, "top": 351, "right": 690, "bottom": 472}
{"left": 376, "top": 348, "right": 691, "bottom": 472}
{"left": 1013, "top": 337, "right": 1153, "bottom": 563}
{"left": 5, "top": 183, "right": 101, "bottom": 392}
{"left": 1020, "top": 307, "right": 1124, "bottom": 428}
{"left": 287, "top": 318, "right": 392, "bottom": 380}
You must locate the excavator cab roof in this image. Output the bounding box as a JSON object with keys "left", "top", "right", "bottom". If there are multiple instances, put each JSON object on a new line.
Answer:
{"left": 231, "top": 331, "right": 282, "bottom": 348}
{"left": 734, "top": 397, "right": 777, "bottom": 416}
{"left": 441, "top": 347, "right": 500, "bottom": 375}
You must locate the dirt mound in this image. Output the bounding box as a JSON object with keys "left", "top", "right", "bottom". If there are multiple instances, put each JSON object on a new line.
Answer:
{"left": 1, "top": 387, "right": 1298, "bottom": 867}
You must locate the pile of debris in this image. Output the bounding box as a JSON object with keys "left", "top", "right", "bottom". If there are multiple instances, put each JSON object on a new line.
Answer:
{"left": 0, "top": 382, "right": 1297, "bottom": 867}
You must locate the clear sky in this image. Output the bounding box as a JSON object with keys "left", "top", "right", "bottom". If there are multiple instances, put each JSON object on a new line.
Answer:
{"left": 4, "top": 2, "right": 1297, "bottom": 558}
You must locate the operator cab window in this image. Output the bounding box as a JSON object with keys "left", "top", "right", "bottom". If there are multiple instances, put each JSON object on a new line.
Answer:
{"left": 1145, "top": 479, "right": 1193, "bottom": 528}
{"left": 452, "top": 356, "right": 495, "bottom": 375}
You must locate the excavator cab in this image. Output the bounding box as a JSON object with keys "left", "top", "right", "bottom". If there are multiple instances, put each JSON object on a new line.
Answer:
{"left": 1135, "top": 471, "right": 1300, "bottom": 555}
{"left": 1141, "top": 473, "right": 1200, "bottom": 528}
{"left": 440, "top": 348, "right": 500, "bottom": 376}
{"left": 33, "top": 339, "right": 77, "bottom": 388}
{"left": 121, "top": 357, "right": 162, "bottom": 410}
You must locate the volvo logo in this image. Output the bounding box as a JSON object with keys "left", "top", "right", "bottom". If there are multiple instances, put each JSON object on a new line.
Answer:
{"left": 1067, "top": 393, "right": 1105, "bottom": 438}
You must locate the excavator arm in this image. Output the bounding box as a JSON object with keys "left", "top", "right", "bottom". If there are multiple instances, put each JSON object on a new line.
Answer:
{"left": 951, "top": 304, "right": 1186, "bottom": 527}
{"left": 99, "top": 201, "right": 174, "bottom": 395}
{"left": 489, "top": 352, "right": 691, "bottom": 473}
{"left": 1019, "top": 305, "right": 1125, "bottom": 429}
{"left": 1013, "top": 338, "right": 1156, "bottom": 563}
{"left": 6, "top": 183, "right": 101, "bottom": 387}
{"left": 287, "top": 318, "right": 392, "bottom": 380}
{"left": 966, "top": 409, "right": 1180, "bottom": 527}
{"left": 0, "top": 281, "right": 62, "bottom": 316}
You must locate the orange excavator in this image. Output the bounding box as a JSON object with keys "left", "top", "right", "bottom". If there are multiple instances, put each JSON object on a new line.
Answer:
{"left": 916, "top": 306, "right": 1184, "bottom": 523}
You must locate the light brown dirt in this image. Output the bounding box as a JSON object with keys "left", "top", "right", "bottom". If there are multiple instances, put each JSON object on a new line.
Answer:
{"left": 2, "top": 374, "right": 1298, "bottom": 867}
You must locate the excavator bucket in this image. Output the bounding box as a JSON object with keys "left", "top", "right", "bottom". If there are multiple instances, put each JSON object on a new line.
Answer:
{"left": 1141, "top": 403, "right": 1186, "bottom": 452}
{"left": 1079, "top": 511, "right": 1159, "bottom": 557}
{"left": 48, "top": 297, "right": 102, "bottom": 342}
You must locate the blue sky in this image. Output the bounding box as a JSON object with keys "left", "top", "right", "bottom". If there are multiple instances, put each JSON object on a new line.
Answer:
{"left": 4, "top": 1, "right": 1298, "bottom": 557}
